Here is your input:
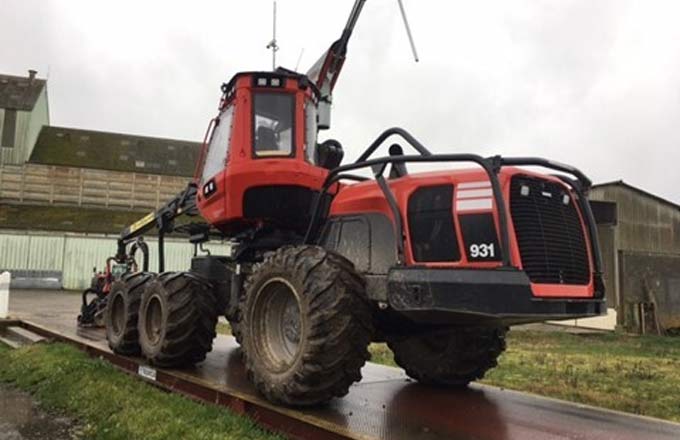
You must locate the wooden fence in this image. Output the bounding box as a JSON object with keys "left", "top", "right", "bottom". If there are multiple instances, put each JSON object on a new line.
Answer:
{"left": 0, "top": 163, "right": 189, "bottom": 210}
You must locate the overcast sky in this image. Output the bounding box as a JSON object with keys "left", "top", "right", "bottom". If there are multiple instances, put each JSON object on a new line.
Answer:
{"left": 2, "top": 0, "right": 679, "bottom": 203}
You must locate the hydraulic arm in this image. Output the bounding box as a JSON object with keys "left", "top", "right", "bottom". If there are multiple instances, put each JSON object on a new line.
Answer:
{"left": 116, "top": 182, "right": 199, "bottom": 272}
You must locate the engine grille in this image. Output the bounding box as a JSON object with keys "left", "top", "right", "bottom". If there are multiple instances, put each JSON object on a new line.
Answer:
{"left": 510, "top": 176, "right": 590, "bottom": 285}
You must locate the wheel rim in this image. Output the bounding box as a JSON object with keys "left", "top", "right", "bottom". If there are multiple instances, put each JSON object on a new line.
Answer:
{"left": 111, "top": 293, "right": 125, "bottom": 336}
{"left": 253, "top": 278, "right": 302, "bottom": 372}
{"left": 145, "top": 295, "right": 163, "bottom": 346}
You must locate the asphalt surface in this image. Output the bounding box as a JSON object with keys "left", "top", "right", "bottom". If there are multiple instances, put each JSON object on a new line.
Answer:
{"left": 7, "top": 289, "right": 680, "bottom": 440}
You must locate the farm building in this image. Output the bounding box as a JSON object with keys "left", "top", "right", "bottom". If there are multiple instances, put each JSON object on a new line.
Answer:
{"left": 0, "top": 70, "right": 49, "bottom": 165}
{"left": 590, "top": 181, "right": 680, "bottom": 334}
{"left": 1, "top": 125, "right": 199, "bottom": 228}
{"left": 0, "top": 69, "right": 229, "bottom": 289}
{"left": 0, "top": 70, "right": 200, "bottom": 228}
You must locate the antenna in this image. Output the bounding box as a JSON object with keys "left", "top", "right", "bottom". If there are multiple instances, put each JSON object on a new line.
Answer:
{"left": 397, "top": 0, "right": 419, "bottom": 62}
{"left": 295, "top": 48, "right": 305, "bottom": 72}
{"left": 265, "top": 1, "right": 279, "bottom": 70}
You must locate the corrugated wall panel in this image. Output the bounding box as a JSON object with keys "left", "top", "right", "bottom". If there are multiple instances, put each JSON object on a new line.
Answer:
{"left": 62, "top": 236, "right": 120, "bottom": 289}
{"left": 63, "top": 238, "right": 232, "bottom": 289}
{"left": 119, "top": 240, "right": 231, "bottom": 274}
{"left": 26, "top": 235, "right": 65, "bottom": 270}
{"left": 0, "top": 233, "right": 30, "bottom": 269}
{"left": 143, "top": 241, "right": 192, "bottom": 273}
{"left": 1, "top": 231, "right": 233, "bottom": 289}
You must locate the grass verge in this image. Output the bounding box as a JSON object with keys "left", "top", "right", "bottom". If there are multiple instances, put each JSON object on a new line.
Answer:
{"left": 0, "top": 342, "right": 280, "bottom": 440}
{"left": 366, "top": 330, "right": 680, "bottom": 423}
{"left": 0, "top": 203, "right": 206, "bottom": 235}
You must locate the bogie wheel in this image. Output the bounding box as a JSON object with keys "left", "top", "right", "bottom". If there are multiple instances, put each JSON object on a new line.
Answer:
{"left": 242, "top": 245, "right": 373, "bottom": 406}
{"left": 225, "top": 269, "right": 245, "bottom": 346}
{"left": 138, "top": 271, "right": 218, "bottom": 367}
{"left": 387, "top": 327, "right": 507, "bottom": 387}
{"left": 105, "top": 272, "right": 155, "bottom": 355}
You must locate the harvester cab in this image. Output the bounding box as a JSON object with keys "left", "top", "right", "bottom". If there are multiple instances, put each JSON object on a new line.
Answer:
{"left": 194, "top": 70, "right": 336, "bottom": 237}
{"left": 194, "top": 0, "right": 373, "bottom": 237}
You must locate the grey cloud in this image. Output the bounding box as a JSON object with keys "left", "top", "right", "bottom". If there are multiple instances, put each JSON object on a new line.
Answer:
{"left": 2, "top": 0, "right": 678, "bottom": 202}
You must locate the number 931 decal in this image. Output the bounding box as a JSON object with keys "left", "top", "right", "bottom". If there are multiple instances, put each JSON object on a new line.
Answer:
{"left": 469, "top": 243, "right": 495, "bottom": 259}
{"left": 459, "top": 213, "right": 501, "bottom": 261}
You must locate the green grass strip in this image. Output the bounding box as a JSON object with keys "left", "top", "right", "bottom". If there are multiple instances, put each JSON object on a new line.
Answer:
{"left": 0, "top": 343, "right": 280, "bottom": 440}
{"left": 367, "top": 330, "right": 680, "bottom": 423}
{"left": 482, "top": 330, "right": 680, "bottom": 422}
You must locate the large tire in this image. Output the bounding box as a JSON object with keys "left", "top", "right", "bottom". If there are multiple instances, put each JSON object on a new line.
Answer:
{"left": 241, "top": 245, "right": 373, "bottom": 406}
{"left": 138, "top": 271, "right": 218, "bottom": 367}
{"left": 105, "top": 272, "right": 154, "bottom": 355}
{"left": 387, "top": 327, "right": 507, "bottom": 386}
{"left": 226, "top": 269, "right": 246, "bottom": 346}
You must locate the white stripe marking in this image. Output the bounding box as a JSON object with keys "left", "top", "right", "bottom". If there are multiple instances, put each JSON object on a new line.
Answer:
{"left": 457, "top": 188, "right": 493, "bottom": 199}
{"left": 456, "top": 198, "right": 493, "bottom": 211}
{"left": 458, "top": 181, "right": 491, "bottom": 189}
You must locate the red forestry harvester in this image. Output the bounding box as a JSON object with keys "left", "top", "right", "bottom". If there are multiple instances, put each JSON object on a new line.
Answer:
{"left": 81, "top": 0, "right": 605, "bottom": 406}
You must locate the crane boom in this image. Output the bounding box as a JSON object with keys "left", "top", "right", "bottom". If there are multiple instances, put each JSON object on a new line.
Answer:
{"left": 306, "top": 0, "right": 366, "bottom": 102}
{"left": 116, "top": 182, "right": 199, "bottom": 272}
{"left": 305, "top": 0, "right": 417, "bottom": 129}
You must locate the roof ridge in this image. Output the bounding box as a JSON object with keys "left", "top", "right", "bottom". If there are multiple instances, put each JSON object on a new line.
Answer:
{"left": 29, "top": 125, "right": 201, "bottom": 177}
{"left": 592, "top": 180, "right": 680, "bottom": 211}
{"left": 0, "top": 73, "right": 47, "bottom": 82}
{"left": 42, "top": 125, "right": 200, "bottom": 145}
{"left": 0, "top": 72, "right": 47, "bottom": 111}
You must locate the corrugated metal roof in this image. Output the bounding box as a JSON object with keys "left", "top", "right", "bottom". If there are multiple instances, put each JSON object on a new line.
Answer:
{"left": 29, "top": 125, "right": 201, "bottom": 177}
{"left": 592, "top": 180, "right": 680, "bottom": 211}
{"left": 0, "top": 72, "right": 46, "bottom": 111}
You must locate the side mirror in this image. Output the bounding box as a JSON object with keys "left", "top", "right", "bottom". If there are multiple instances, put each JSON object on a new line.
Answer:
{"left": 318, "top": 100, "right": 331, "bottom": 130}
{"left": 316, "top": 139, "right": 344, "bottom": 170}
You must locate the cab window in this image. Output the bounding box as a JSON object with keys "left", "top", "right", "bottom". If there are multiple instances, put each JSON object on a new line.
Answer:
{"left": 253, "top": 92, "right": 295, "bottom": 157}
{"left": 201, "top": 105, "right": 234, "bottom": 182}
{"left": 304, "top": 100, "right": 318, "bottom": 164}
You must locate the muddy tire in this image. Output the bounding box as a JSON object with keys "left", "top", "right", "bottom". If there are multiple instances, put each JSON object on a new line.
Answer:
{"left": 105, "top": 272, "right": 154, "bottom": 355}
{"left": 138, "top": 271, "right": 218, "bottom": 367}
{"left": 229, "top": 315, "right": 243, "bottom": 345}
{"left": 241, "top": 245, "right": 373, "bottom": 406}
{"left": 387, "top": 327, "right": 507, "bottom": 386}
{"left": 225, "top": 271, "right": 245, "bottom": 346}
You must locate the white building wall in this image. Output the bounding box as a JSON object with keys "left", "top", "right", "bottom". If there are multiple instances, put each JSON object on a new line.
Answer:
{"left": 0, "top": 230, "right": 231, "bottom": 290}
{"left": 0, "top": 87, "right": 50, "bottom": 166}
{"left": 24, "top": 88, "right": 50, "bottom": 161}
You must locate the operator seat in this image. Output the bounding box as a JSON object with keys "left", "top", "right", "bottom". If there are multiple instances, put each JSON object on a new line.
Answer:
{"left": 255, "top": 126, "right": 278, "bottom": 152}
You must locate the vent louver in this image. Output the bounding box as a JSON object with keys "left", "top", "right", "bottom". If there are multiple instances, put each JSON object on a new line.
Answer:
{"left": 510, "top": 176, "right": 589, "bottom": 285}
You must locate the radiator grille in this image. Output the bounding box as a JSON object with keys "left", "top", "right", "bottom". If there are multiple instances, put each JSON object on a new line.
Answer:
{"left": 510, "top": 176, "right": 590, "bottom": 285}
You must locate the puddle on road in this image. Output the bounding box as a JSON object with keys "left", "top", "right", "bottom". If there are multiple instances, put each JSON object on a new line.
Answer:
{"left": 0, "top": 384, "right": 77, "bottom": 440}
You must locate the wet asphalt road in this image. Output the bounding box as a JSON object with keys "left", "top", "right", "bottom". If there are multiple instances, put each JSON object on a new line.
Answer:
{"left": 6, "top": 289, "right": 680, "bottom": 440}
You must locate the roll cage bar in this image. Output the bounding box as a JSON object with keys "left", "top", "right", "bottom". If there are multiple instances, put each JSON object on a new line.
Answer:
{"left": 304, "top": 127, "right": 603, "bottom": 278}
